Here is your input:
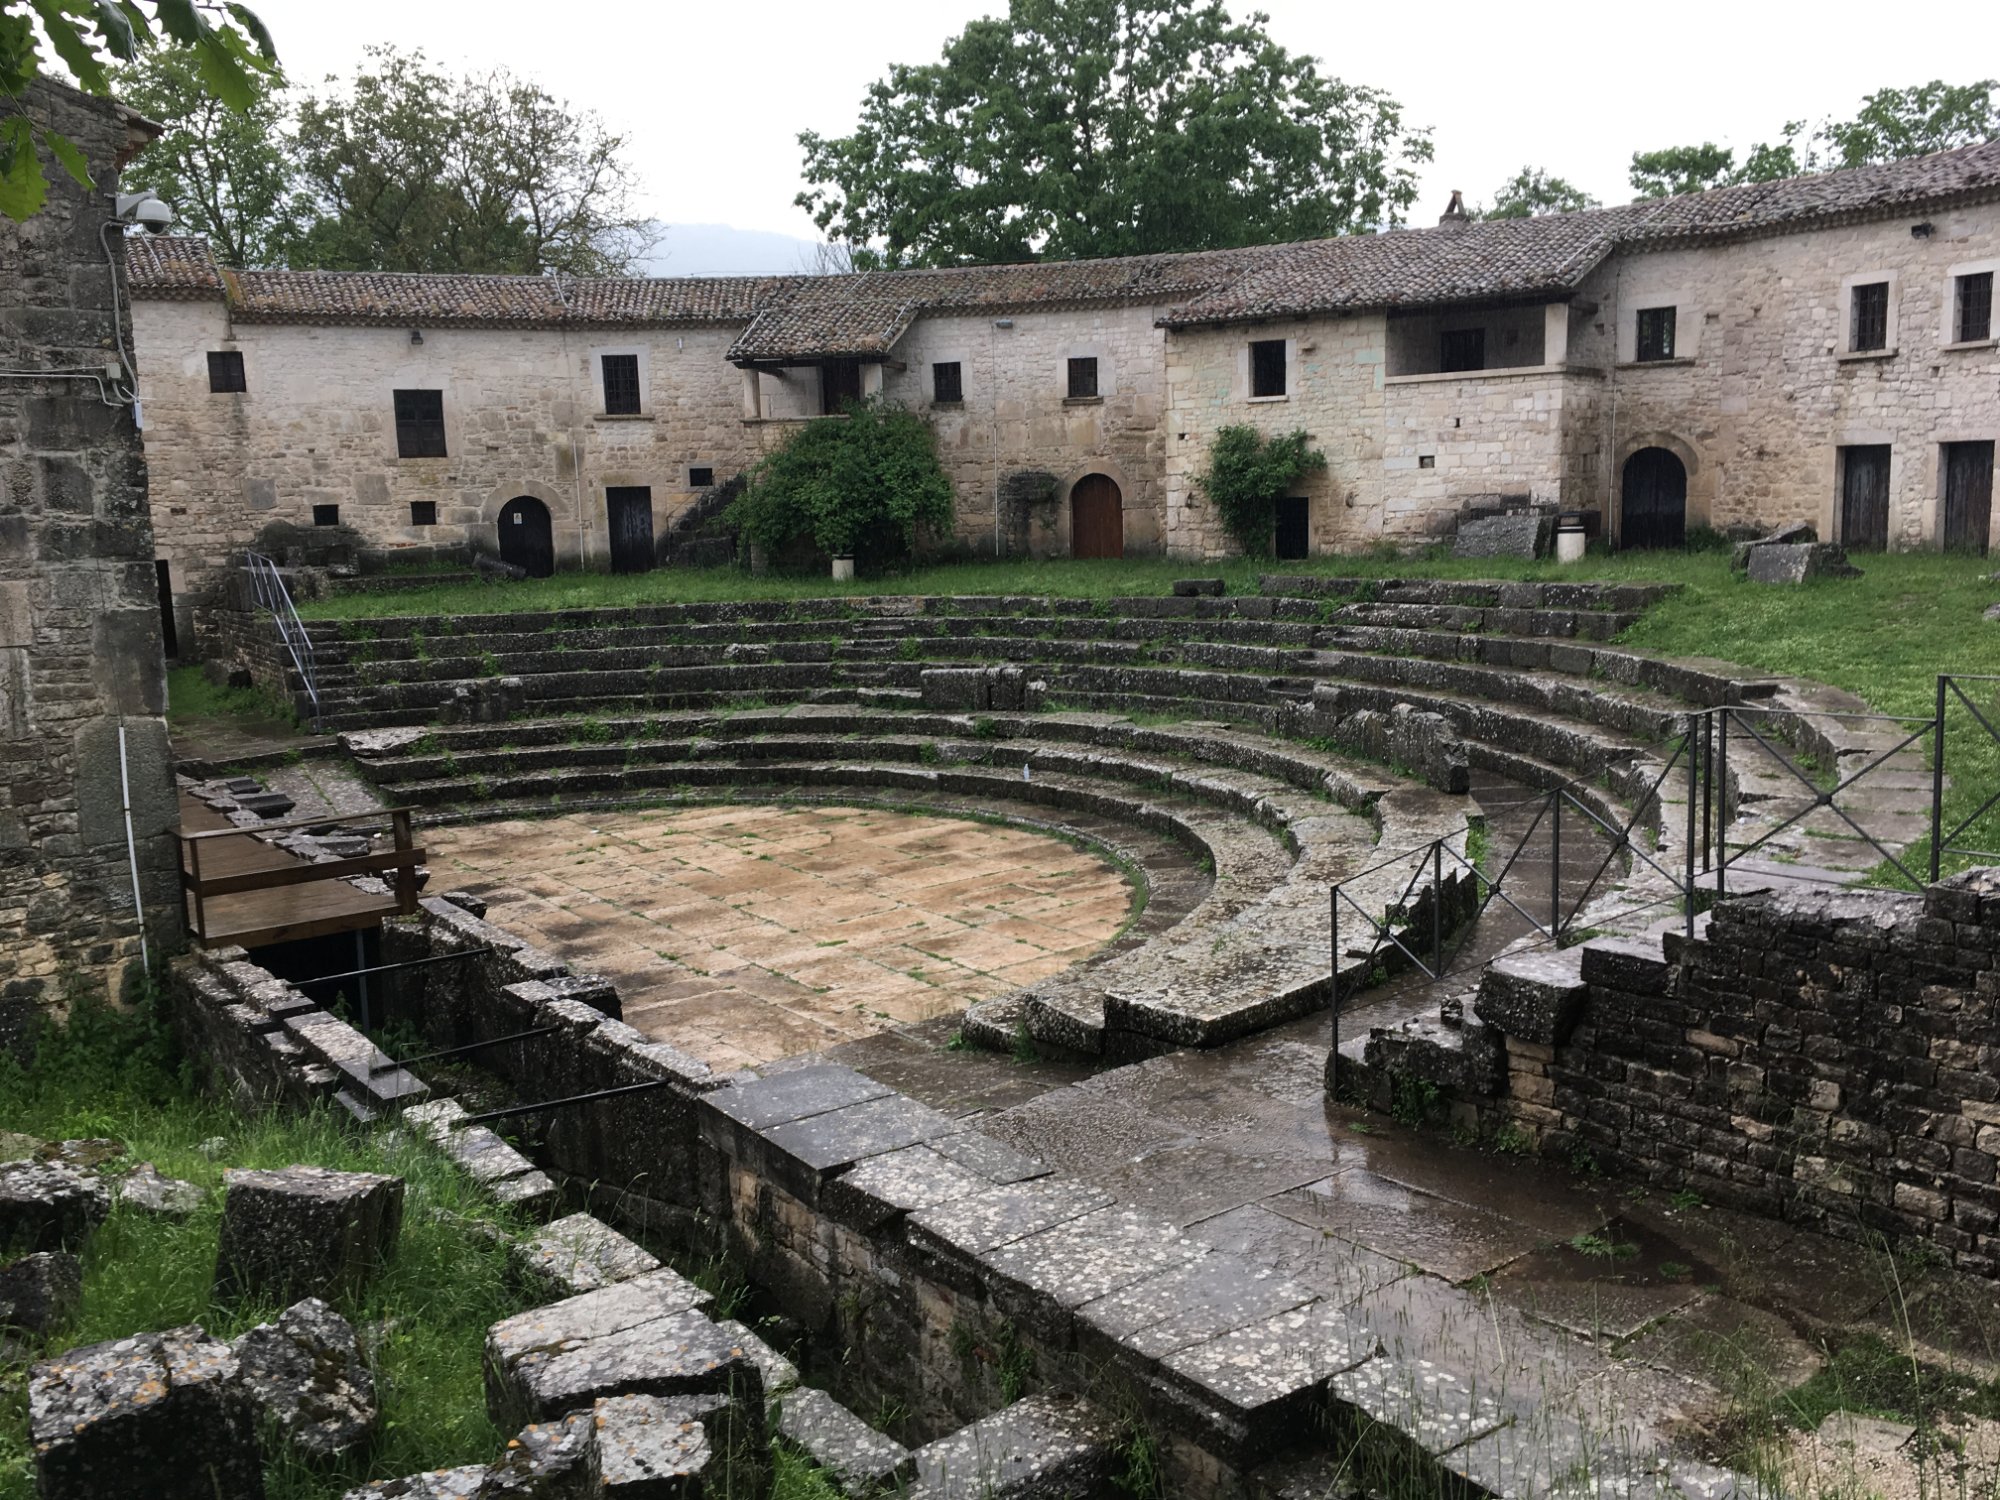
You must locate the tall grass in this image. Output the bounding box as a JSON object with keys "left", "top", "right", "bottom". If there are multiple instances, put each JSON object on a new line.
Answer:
{"left": 0, "top": 994, "right": 533, "bottom": 1500}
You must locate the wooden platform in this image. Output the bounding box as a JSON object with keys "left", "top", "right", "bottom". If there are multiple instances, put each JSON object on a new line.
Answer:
{"left": 177, "top": 793, "right": 422, "bottom": 949}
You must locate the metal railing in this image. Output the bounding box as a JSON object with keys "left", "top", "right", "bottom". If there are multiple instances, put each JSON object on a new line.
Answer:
{"left": 245, "top": 551, "right": 323, "bottom": 731}
{"left": 1328, "top": 674, "right": 2000, "bottom": 1058}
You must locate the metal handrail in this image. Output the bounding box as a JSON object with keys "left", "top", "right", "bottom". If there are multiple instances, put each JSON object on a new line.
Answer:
{"left": 245, "top": 551, "right": 323, "bottom": 731}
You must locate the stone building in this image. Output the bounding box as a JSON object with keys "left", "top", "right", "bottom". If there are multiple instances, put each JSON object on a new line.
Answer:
{"left": 128, "top": 140, "right": 2000, "bottom": 616}
{"left": 1, "top": 80, "right": 181, "bottom": 1021}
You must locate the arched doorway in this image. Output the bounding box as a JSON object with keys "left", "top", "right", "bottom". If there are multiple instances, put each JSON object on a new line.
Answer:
{"left": 1621, "top": 448, "right": 1687, "bottom": 550}
{"left": 1070, "top": 473, "right": 1124, "bottom": 559}
{"left": 498, "top": 495, "right": 555, "bottom": 577}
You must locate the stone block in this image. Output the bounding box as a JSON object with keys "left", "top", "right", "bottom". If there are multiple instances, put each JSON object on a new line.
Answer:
{"left": 215, "top": 1165, "right": 405, "bottom": 1303}
{"left": 1746, "top": 542, "right": 1862, "bottom": 585}
{"left": 1452, "top": 511, "right": 1552, "bottom": 561}
{"left": 479, "top": 1411, "right": 593, "bottom": 1497}
{"left": 0, "top": 1251, "right": 82, "bottom": 1335}
{"left": 341, "top": 1470, "right": 487, "bottom": 1499}
{"left": 0, "top": 1160, "right": 109, "bottom": 1253}
{"left": 30, "top": 1325, "right": 265, "bottom": 1500}
{"left": 1172, "top": 578, "right": 1225, "bottom": 597}
{"left": 919, "top": 668, "right": 989, "bottom": 712}
{"left": 776, "top": 1386, "right": 912, "bottom": 1497}
{"left": 114, "top": 1162, "right": 204, "bottom": 1218}
{"left": 233, "top": 1297, "right": 377, "bottom": 1458}
{"left": 588, "top": 1391, "right": 765, "bottom": 1497}
{"left": 1474, "top": 949, "right": 1589, "bottom": 1046}
{"left": 905, "top": 1393, "right": 1113, "bottom": 1498}
{"left": 513, "top": 1212, "right": 662, "bottom": 1298}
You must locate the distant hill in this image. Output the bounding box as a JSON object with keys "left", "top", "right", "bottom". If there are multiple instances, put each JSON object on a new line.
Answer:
{"left": 636, "top": 222, "right": 825, "bottom": 277}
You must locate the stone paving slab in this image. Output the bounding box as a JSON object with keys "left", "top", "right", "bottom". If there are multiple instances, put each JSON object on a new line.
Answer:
{"left": 1263, "top": 1172, "right": 1557, "bottom": 1284}
{"left": 775, "top": 1386, "right": 913, "bottom": 1497}
{"left": 496, "top": 1307, "right": 758, "bottom": 1426}
{"left": 1328, "top": 1351, "right": 1510, "bottom": 1456}
{"left": 819, "top": 1144, "right": 999, "bottom": 1232}
{"left": 1184, "top": 1205, "right": 1412, "bottom": 1310}
{"left": 485, "top": 1268, "right": 713, "bottom": 1371}
{"left": 980, "top": 1205, "right": 1210, "bottom": 1332}
{"left": 761, "top": 1093, "right": 958, "bottom": 1198}
{"left": 905, "top": 1392, "right": 1114, "bottom": 1499}
{"left": 1157, "top": 1301, "right": 1374, "bottom": 1443}
{"left": 704, "top": 1065, "right": 895, "bottom": 1135}
{"left": 908, "top": 1178, "right": 1114, "bottom": 1259}
{"left": 1076, "top": 1252, "right": 1320, "bottom": 1361}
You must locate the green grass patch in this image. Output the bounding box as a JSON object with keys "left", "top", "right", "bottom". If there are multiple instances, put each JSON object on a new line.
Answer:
{"left": 0, "top": 993, "right": 536, "bottom": 1500}
{"left": 164, "top": 665, "right": 297, "bottom": 731}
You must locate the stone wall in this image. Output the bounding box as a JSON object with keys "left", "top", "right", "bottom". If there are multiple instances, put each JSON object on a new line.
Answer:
{"left": 1458, "top": 872, "right": 2000, "bottom": 1278}
{"left": 1569, "top": 209, "right": 2000, "bottom": 545}
{"left": 0, "top": 80, "right": 179, "bottom": 1022}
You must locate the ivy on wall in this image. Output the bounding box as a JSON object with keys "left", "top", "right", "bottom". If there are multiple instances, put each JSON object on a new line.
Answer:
{"left": 1194, "top": 425, "right": 1327, "bottom": 557}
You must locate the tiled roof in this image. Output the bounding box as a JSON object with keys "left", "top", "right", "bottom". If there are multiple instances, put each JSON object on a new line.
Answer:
{"left": 128, "top": 140, "right": 2000, "bottom": 345}
{"left": 124, "top": 234, "right": 225, "bottom": 297}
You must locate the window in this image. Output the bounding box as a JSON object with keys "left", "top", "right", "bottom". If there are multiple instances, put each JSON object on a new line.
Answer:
{"left": 393, "top": 389, "right": 447, "bottom": 458}
{"left": 932, "top": 360, "right": 963, "bottom": 403}
{"left": 819, "top": 358, "right": 862, "bottom": 414}
{"left": 601, "top": 354, "right": 641, "bottom": 415}
{"left": 1418, "top": 454, "right": 1436, "bottom": 469}
{"left": 1850, "top": 281, "right": 1890, "bottom": 352}
{"left": 1066, "top": 356, "right": 1099, "bottom": 399}
{"left": 1439, "top": 328, "right": 1485, "bottom": 373}
{"left": 1635, "top": 306, "right": 1677, "bottom": 362}
{"left": 1956, "top": 271, "right": 1994, "bottom": 343}
{"left": 688, "top": 466, "right": 715, "bottom": 489}
{"left": 206, "top": 350, "right": 245, "bottom": 393}
{"left": 312, "top": 504, "right": 340, "bottom": 527}
{"left": 409, "top": 500, "right": 437, "bottom": 527}
{"left": 1250, "top": 339, "right": 1286, "bottom": 398}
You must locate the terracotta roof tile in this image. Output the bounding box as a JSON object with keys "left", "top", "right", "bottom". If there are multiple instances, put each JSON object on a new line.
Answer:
{"left": 127, "top": 140, "right": 2000, "bottom": 344}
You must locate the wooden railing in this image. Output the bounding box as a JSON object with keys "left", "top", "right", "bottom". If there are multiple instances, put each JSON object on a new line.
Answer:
{"left": 179, "top": 806, "right": 424, "bottom": 948}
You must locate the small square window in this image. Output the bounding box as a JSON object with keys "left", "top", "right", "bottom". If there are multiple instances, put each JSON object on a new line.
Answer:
{"left": 932, "top": 360, "right": 963, "bottom": 403}
{"left": 393, "top": 389, "right": 447, "bottom": 457}
{"left": 409, "top": 500, "right": 437, "bottom": 526}
{"left": 1250, "top": 339, "right": 1286, "bottom": 397}
{"left": 1635, "top": 306, "right": 1677, "bottom": 362}
{"left": 1956, "top": 271, "right": 1993, "bottom": 343}
{"left": 1066, "top": 356, "right": 1099, "bottom": 400}
{"left": 1850, "top": 281, "right": 1890, "bottom": 351}
{"left": 207, "top": 350, "right": 245, "bottom": 393}
{"left": 312, "top": 504, "right": 340, "bottom": 527}
{"left": 601, "top": 353, "right": 641, "bottom": 415}
{"left": 1418, "top": 454, "right": 1436, "bottom": 469}
{"left": 688, "top": 466, "right": 714, "bottom": 488}
{"left": 1439, "top": 328, "right": 1485, "bottom": 373}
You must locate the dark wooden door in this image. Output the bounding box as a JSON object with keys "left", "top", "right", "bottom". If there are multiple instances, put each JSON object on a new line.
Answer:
{"left": 1070, "top": 474, "right": 1124, "bottom": 559}
{"left": 1943, "top": 441, "right": 1994, "bottom": 555}
{"left": 605, "top": 487, "right": 655, "bottom": 574}
{"left": 1840, "top": 445, "right": 1890, "bottom": 551}
{"left": 1274, "top": 496, "right": 1309, "bottom": 560}
{"left": 498, "top": 496, "right": 555, "bottom": 578}
{"left": 1620, "top": 448, "right": 1686, "bottom": 550}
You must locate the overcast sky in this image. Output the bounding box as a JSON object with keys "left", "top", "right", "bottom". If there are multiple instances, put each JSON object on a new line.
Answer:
{"left": 244, "top": 0, "right": 1996, "bottom": 246}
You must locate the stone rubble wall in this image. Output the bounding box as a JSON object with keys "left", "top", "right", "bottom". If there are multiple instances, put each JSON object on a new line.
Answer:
{"left": 0, "top": 80, "right": 180, "bottom": 1023}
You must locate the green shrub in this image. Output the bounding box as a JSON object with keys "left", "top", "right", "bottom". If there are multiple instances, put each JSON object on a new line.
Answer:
{"left": 728, "top": 400, "right": 954, "bottom": 571}
{"left": 1192, "top": 425, "right": 1327, "bottom": 557}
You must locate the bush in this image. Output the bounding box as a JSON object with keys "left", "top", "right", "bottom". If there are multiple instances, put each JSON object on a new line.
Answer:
{"left": 728, "top": 400, "right": 954, "bottom": 571}
{"left": 1193, "top": 425, "right": 1327, "bottom": 557}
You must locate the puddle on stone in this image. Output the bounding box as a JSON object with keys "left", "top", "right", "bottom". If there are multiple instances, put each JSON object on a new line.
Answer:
{"left": 1493, "top": 1215, "right": 1717, "bottom": 1341}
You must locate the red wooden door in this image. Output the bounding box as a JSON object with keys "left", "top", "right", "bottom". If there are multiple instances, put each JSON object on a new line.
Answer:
{"left": 1070, "top": 474, "right": 1124, "bottom": 559}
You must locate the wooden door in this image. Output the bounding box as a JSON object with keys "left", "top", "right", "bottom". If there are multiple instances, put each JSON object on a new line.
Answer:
{"left": 1274, "top": 496, "right": 1309, "bottom": 560}
{"left": 1070, "top": 474, "right": 1124, "bottom": 559}
{"left": 1840, "top": 445, "right": 1891, "bottom": 551}
{"left": 1943, "top": 441, "right": 1994, "bottom": 555}
{"left": 605, "top": 487, "right": 655, "bottom": 574}
{"left": 1620, "top": 448, "right": 1686, "bottom": 550}
{"left": 498, "top": 496, "right": 554, "bottom": 578}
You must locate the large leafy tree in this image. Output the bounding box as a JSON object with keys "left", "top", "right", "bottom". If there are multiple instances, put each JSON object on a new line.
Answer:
{"left": 112, "top": 43, "right": 298, "bottom": 266}
{"left": 796, "top": 0, "right": 1432, "bottom": 267}
{"left": 0, "top": 0, "right": 277, "bottom": 221}
{"left": 1480, "top": 166, "right": 1599, "bottom": 220}
{"left": 1631, "top": 80, "right": 1999, "bottom": 198}
{"left": 289, "top": 46, "right": 657, "bottom": 276}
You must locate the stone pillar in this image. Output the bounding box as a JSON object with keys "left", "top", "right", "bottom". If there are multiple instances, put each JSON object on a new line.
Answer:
{"left": 740, "top": 366, "right": 762, "bottom": 421}
{"left": 0, "top": 79, "right": 181, "bottom": 1029}
{"left": 1544, "top": 302, "right": 1570, "bottom": 368}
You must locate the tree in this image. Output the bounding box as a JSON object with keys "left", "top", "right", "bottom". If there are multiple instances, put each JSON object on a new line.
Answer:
{"left": 112, "top": 44, "right": 298, "bottom": 266}
{"left": 1480, "top": 166, "right": 1599, "bottom": 220}
{"left": 1193, "top": 425, "right": 1325, "bottom": 557}
{"left": 796, "top": 0, "right": 1432, "bottom": 267}
{"left": 1628, "top": 143, "right": 1737, "bottom": 199}
{"left": 0, "top": 0, "right": 277, "bottom": 221}
{"left": 289, "top": 46, "right": 657, "bottom": 276}
{"left": 728, "top": 401, "right": 955, "bottom": 570}
{"left": 1630, "top": 80, "right": 1998, "bottom": 200}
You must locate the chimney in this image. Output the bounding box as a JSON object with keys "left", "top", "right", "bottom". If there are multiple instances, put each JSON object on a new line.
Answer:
{"left": 1438, "top": 190, "right": 1470, "bottom": 228}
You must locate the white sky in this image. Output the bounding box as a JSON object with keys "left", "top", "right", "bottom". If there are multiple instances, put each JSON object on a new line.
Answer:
{"left": 245, "top": 0, "right": 1999, "bottom": 241}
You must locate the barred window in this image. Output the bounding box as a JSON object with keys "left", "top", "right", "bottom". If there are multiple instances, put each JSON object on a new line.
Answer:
{"left": 1850, "top": 282, "right": 1889, "bottom": 352}
{"left": 1956, "top": 272, "right": 1993, "bottom": 344}
{"left": 393, "top": 389, "right": 447, "bottom": 458}
{"left": 1635, "top": 306, "right": 1677, "bottom": 362}
{"left": 1066, "top": 356, "right": 1099, "bottom": 399}
{"left": 207, "top": 350, "right": 245, "bottom": 392}
{"left": 601, "top": 354, "right": 641, "bottom": 414}
{"left": 932, "top": 361, "right": 963, "bottom": 403}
